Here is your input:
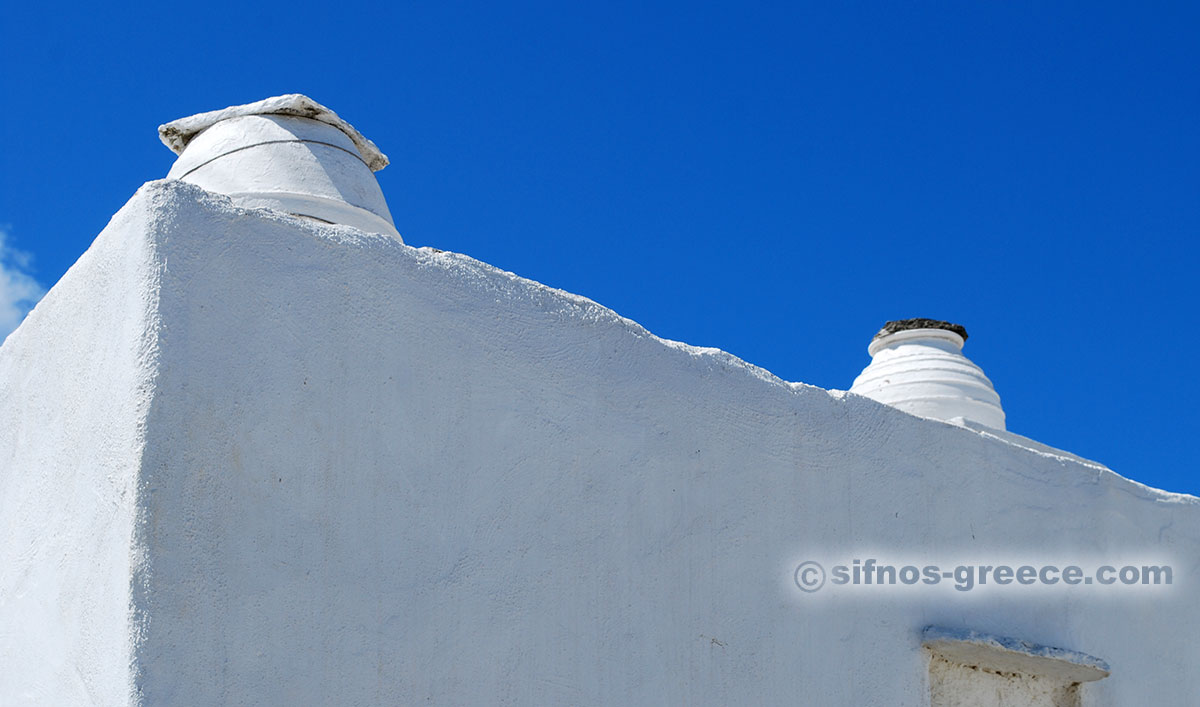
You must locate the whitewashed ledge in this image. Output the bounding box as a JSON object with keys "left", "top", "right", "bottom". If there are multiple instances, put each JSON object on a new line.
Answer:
{"left": 922, "top": 626, "right": 1111, "bottom": 684}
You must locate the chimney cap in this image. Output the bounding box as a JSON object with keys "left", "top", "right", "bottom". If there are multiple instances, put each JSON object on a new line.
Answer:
{"left": 158, "top": 94, "right": 389, "bottom": 172}
{"left": 873, "top": 318, "right": 968, "bottom": 342}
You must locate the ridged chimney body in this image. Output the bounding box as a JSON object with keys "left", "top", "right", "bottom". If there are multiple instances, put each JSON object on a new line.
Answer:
{"left": 850, "top": 319, "right": 1006, "bottom": 430}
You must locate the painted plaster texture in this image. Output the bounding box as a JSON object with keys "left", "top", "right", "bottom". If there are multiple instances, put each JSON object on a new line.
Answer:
{"left": 1, "top": 179, "right": 1198, "bottom": 705}
{"left": 0, "top": 192, "right": 161, "bottom": 703}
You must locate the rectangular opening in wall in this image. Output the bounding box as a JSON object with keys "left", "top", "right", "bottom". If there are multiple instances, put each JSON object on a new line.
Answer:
{"left": 923, "top": 626, "right": 1109, "bottom": 707}
{"left": 929, "top": 654, "right": 1080, "bottom": 707}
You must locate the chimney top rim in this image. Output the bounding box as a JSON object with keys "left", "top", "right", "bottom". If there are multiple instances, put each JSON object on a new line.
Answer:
{"left": 158, "top": 94, "right": 389, "bottom": 172}
{"left": 873, "top": 318, "right": 968, "bottom": 342}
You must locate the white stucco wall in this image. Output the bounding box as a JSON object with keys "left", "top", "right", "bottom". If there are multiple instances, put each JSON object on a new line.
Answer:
{"left": 2, "top": 180, "right": 1197, "bottom": 705}
{"left": 0, "top": 191, "right": 165, "bottom": 704}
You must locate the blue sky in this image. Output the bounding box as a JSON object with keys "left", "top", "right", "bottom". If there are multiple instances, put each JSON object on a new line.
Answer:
{"left": 2, "top": 2, "right": 1197, "bottom": 494}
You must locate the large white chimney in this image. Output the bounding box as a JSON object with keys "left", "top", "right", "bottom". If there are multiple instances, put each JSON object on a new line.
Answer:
{"left": 159, "top": 94, "right": 401, "bottom": 240}
{"left": 850, "top": 318, "right": 1006, "bottom": 430}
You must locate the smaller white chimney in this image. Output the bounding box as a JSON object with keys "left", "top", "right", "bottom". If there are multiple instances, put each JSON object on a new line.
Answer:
{"left": 850, "top": 318, "right": 1006, "bottom": 430}
{"left": 159, "top": 94, "right": 401, "bottom": 240}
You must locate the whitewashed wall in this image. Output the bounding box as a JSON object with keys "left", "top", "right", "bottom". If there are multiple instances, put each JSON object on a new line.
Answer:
{"left": 0, "top": 191, "right": 163, "bottom": 704}
{"left": 2, "top": 180, "right": 1197, "bottom": 705}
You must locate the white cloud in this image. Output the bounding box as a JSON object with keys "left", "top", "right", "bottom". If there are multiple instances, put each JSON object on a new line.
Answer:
{"left": 0, "top": 227, "right": 46, "bottom": 341}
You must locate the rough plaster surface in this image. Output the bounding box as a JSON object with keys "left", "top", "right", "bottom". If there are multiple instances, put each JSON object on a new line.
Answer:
{"left": 2, "top": 180, "right": 1198, "bottom": 705}
{"left": 0, "top": 192, "right": 163, "bottom": 703}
